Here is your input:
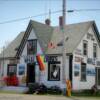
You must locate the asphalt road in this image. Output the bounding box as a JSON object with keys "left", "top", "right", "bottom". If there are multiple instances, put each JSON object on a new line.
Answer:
{"left": 0, "top": 93, "right": 100, "bottom": 100}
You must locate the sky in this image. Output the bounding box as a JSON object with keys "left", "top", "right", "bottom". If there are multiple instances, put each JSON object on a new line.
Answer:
{"left": 0, "top": 0, "right": 100, "bottom": 48}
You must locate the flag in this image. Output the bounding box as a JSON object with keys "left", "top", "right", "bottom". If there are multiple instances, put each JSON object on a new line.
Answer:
{"left": 36, "top": 54, "right": 45, "bottom": 71}
{"left": 48, "top": 42, "right": 56, "bottom": 49}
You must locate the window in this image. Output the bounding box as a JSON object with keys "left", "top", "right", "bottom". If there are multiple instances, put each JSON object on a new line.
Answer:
{"left": 93, "top": 44, "right": 97, "bottom": 58}
{"left": 83, "top": 41, "right": 88, "bottom": 56}
{"left": 7, "top": 64, "right": 17, "bottom": 76}
{"left": 27, "top": 39, "right": 37, "bottom": 55}
{"left": 81, "top": 63, "right": 86, "bottom": 81}
{"left": 48, "top": 62, "right": 60, "bottom": 81}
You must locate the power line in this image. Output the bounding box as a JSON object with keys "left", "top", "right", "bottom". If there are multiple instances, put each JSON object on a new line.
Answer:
{"left": 0, "top": 9, "right": 100, "bottom": 25}
{"left": 68, "top": 9, "right": 100, "bottom": 12}
{"left": 0, "top": 10, "right": 62, "bottom": 24}
{"left": 0, "top": 10, "right": 62, "bottom": 25}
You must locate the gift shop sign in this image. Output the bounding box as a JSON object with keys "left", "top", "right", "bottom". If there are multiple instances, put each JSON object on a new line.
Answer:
{"left": 74, "top": 56, "right": 84, "bottom": 63}
{"left": 24, "top": 55, "right": 36, "bottom": 63}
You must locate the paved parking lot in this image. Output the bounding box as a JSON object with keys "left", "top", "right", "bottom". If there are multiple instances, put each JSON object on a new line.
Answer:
{"left": 0, "top": 93, "right": 100, "bottom": 100}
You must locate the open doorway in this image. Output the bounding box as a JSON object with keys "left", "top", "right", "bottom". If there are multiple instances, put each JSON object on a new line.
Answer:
{"left": 96, "top": 68, "right": 100, "bottom": 86}
{"left": 27, "top": 63, "right": 35, "bottom": 85}
{"left": 69, "top": 55, "right": 73, "bottom": 82}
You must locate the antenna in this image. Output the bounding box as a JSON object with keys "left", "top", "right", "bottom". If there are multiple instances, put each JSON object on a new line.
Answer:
{"left": 49, "top": 9, "right": 51, "bottom": 20}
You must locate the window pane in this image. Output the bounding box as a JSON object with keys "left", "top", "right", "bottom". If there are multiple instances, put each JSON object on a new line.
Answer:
{"left": 93, "top": 44, "right": 97, "bottom": 58}
{"left": 83, "top": 41, "right": 88, "bottom": 56}
{"left": 27, "top": 39, "right": 37, "bottom": 55}
{"left": 48, "top": 63, "right": 60, "bottom": 81}
{"left": 81, "top": 63, "right": 86, "bottom": 81}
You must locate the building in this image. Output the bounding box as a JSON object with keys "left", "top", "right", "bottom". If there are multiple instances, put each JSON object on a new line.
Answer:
{"left": 0, "top": 20, "right": 100, "bottom": 90}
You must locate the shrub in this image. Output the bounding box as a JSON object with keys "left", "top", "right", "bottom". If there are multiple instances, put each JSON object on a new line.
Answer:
{"left": 28, "top": 83, "right": 40, "bottom": 94}
{"left": 47, "top": 86, "right": 62, "bottom": 95}
{"left": 3, "top": 75, "right": 19, "bottom": 86}
{"left": 37, "top": 84, "right": 47, "bottom": 94}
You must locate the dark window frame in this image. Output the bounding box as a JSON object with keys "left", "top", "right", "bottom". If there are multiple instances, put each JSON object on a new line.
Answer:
{"left": 93, "top": 43, "right": 97, "bottom": 58}
{"left": 81, "top": 63, "right": 87, "bottom": 82}
{"left": 83, "top": 40, "right": 88, "bottom": 56}
{"left": 48, "top": 61, "right": 60, "bottom": 81}
{"left": 7, "top": 64, "right": 17, "bottom": 76}
{"left": 27, "top": 39, "right": 37, "bottom": 55}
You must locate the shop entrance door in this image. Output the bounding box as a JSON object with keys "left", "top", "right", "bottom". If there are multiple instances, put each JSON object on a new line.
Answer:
{"left": 27, "top": 63, "right": 35, "bottom": 85}
{"left": 96, "top": 68, "right": 100, "bottom": 86}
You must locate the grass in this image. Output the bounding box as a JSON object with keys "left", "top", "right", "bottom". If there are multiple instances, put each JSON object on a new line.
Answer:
{"left": 72, "top": 90, "right": 100, "bottom": 97}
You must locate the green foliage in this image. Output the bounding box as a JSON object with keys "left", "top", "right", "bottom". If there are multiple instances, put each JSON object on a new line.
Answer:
{"left": 27, "top": 83, "right": 62, "bottom": 95}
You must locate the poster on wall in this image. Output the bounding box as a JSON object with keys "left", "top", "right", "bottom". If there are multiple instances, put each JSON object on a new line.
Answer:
{"left": 18, "top": 64, "right": 25, "bottom": 75}
{"left": 74, "top": 64, "right": 80, "bottom": 77}
{"left": 87, "top": 68, "right": 96, "bottom": 76}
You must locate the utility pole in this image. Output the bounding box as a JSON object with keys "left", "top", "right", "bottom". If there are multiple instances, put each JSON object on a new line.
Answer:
{"left": 61, "top": 0, "right": 68, "bottom": 89}
{"left": 61, "top": 0, "right": 67, "bottom": 87}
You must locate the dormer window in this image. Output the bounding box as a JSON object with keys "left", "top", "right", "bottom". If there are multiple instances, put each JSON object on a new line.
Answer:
{"left": 27, "top": 39, "right": 37, "bottom": 55}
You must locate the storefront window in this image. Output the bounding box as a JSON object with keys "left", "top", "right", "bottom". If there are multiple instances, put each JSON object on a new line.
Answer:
{"left": 7, "top": 64, "right": 17, "bottom": 76}
{"left": 48, "top": 62, "right": 60, "bottom": 81}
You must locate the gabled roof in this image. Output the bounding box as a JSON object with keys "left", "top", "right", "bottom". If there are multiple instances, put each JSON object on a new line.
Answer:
{"left": 16, "top": 20, "right": 54, "bottom": 57}
{"left": 0, "top": 31, "right": 25, "bottom": 59}
{"left": 31, "top": 20, "right": 54, "bottom": 53}
{"left": 0, "top": 20, "right": 100, "bottom": 59}
{"left": 47, "top": 21, "right": 93, "bottom": 54}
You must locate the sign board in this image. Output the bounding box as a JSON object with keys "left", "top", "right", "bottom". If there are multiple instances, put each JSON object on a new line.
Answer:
{"left": 18, "top": 64, "right": 25, "bottom": 75}
{"left": 75, "top": 56, "right": 83, "bottom": 63}
{"left": 87, "top": 68, "right": 96, "bottom": 76}
{"left": 24, "top": 55, "right": 36, "bottom": 63}
{"left": 45, "top": 56, "right": 58, "bottom": 62}
{"left": 74, "top": 64, "right": 80, "bottom": 77}
{"left": 75, "top": 49, "right": 82, "bottom": 55}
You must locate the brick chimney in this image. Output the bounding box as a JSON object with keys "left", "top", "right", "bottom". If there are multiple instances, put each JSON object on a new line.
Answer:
{"left": 59, "top": 16, "right": 63, "bottom": 29}
{"left": 45, "top": 19, "right": 50, "bottom": 26}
